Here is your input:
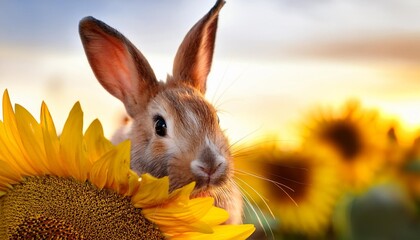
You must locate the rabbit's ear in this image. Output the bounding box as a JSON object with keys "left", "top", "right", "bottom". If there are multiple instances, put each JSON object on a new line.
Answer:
{"left": 79, "top": 17, "right": 159, "bottom": 117}
{"left": 172, "top": 0, "right": 225, "bottom": 94}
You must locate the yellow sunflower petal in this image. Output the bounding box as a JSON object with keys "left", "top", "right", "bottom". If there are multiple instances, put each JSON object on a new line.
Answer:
{"left": 132, "top": 174, "right": 170, "bottom": 208}
{"left": 171, "top": 224, "right": 256, "bottom": 240}
{"left": 59, "top": 102, "right": 89, "bottom": 181}
{"left": 89, "top": 148, "right": 113, "bottom": 189}
{"left": 88, "top": 140, "right": 131, "bottom": 192}
{"left": 2, "top": 91, "right": 21, "bottom": 152}
{"left": 169, "top": 197, "right": 215, "bottom": 221}
{"left": 84, "top": 119, "right": 113, "bottom": 164}
{"left": 40, "top": 102, "right": 61, "bottom": 174}
{"left": 199, "top": 206, "right": 229, "bottom": 226}
{"left": 1, "top": 91, "right": 35, "bottom": 175}
{"left": 14, "top": 104, "right": 49, "bottom": 174}
{"left": 125, "top": 170, "right": 141, "bottom": 197}
{"left": 0, "top": 160, "right": 21, "bottom": 187}
{"left": 210, "top": 225, "right": 256, "bottom": 240}
{"left": 0, "top": 122, "right": 27, "bottom": 176}
{"left": 151, "top": 201, "right": 233, "bottom": 237}
{"left": 168, "top": 181, "right": 196, "bottom": 205}
{"left": 109, "top": 140, "right": 131, "bottom": 193}
{"left": 0, "top": 179, "right": 13, "bottom": 195}
{"left": 143, "top": 197, "right": 216, "bottom": 235}
{"left": 155, "top": 220, "right": 213, "bottom": 236}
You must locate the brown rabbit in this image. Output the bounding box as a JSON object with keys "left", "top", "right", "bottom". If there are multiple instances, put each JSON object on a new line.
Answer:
{"left": 79, "top": 0, "right": 243, "bottom": 224}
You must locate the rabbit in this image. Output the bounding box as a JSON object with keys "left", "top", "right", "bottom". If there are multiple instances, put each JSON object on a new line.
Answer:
{"left": 79, "top": 0, "right": 243, "bottom": 224}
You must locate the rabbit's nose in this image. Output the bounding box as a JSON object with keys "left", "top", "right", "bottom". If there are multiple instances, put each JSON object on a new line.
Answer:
{"left": 190, "top": 146, "right": 226, "bottom": 184}
{"left": 198, "top": 162, "right": 223, "bottom": 177}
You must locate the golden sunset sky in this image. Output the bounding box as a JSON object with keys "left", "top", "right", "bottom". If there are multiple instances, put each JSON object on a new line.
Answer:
{"left": 1, "top": 0, "right": 420, "bottom": 148}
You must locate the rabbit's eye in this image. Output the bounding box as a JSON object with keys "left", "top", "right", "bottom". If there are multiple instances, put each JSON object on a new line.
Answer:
{"left": 154, "top": 115, "right": 167, "bottom": 137}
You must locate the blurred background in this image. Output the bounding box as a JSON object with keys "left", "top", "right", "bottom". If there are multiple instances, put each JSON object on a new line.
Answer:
{"left": 2, "top": 0, "right": 420, "bottom": 239}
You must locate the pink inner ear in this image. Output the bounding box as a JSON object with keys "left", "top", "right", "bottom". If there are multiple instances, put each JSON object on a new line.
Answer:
{"left": 80, "top": 17, "right": 160, "bottom": 117}
{"left": 172, "top": 0, "right": 223, "bottom": 95}
{"left": 83, "top": 28, "right": 136, "bottom": 101}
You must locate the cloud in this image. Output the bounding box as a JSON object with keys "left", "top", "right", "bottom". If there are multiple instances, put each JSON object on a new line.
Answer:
{"left": 215, "top": 0, "right": 420, "bottom": 62}
{"left": 286, "top": 34, "right": 420, "bottom": 63}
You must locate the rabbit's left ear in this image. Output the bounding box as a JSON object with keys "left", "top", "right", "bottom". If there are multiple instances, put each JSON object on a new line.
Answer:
{"left": 172, "top": 0, "right": 225, "bottom": 94}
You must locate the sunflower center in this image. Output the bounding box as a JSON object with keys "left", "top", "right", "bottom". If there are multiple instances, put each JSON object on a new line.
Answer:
{"left": 321, "top": 120, "right": 362, "bottom": 160}
{"left": 0, "top": 175, "right": 164, "bottom": 239}
{"left": 263, "top": 159, "right": 311, "bottom": 204}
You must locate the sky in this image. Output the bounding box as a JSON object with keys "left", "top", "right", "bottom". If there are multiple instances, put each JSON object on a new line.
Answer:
{"left": 1, "top": 0, "right": 420, "bottom": 148}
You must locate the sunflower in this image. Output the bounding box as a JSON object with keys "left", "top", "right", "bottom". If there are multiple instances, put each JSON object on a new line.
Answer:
{"left": 0, "top": 90, "right": 255, "bottom": 239}
{"left": 396, "top": 135, "right": 420, "bottom": 201}
{"left": 234, "top": 141, "right": 341, "bottom": 236}
{"left": 300, "top": 100, "right": 387, "bottom": 190}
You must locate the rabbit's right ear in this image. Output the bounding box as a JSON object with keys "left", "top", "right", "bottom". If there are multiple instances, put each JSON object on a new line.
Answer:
{"left": 79, "top": 17, "right": 159, "bottom": 117}
{"left": 172, "top": 0, "right": 225, "bottom": 94}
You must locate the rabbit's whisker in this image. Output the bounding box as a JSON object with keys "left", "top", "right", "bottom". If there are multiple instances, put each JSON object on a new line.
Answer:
{"left": 236, "top": 168, "right": 299, "bottom": 208}
{"left": 235, "top": 176, "right": 275, "bottom": 239}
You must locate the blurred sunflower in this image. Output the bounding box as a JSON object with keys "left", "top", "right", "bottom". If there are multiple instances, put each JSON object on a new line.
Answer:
{"left": 397, "top": 135, "right": 420, "bottom": 201}
{"left": 0, "top": 90, "right": 255, "bottom": 239}
{"left": 301, "top": 100, "right": 387, "bottom": 190}
{"left": 379, "top": 125, "right": 413, "bottom": 179}
{"left": 235, "top": 142, "right": 341, "bottom": 236}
